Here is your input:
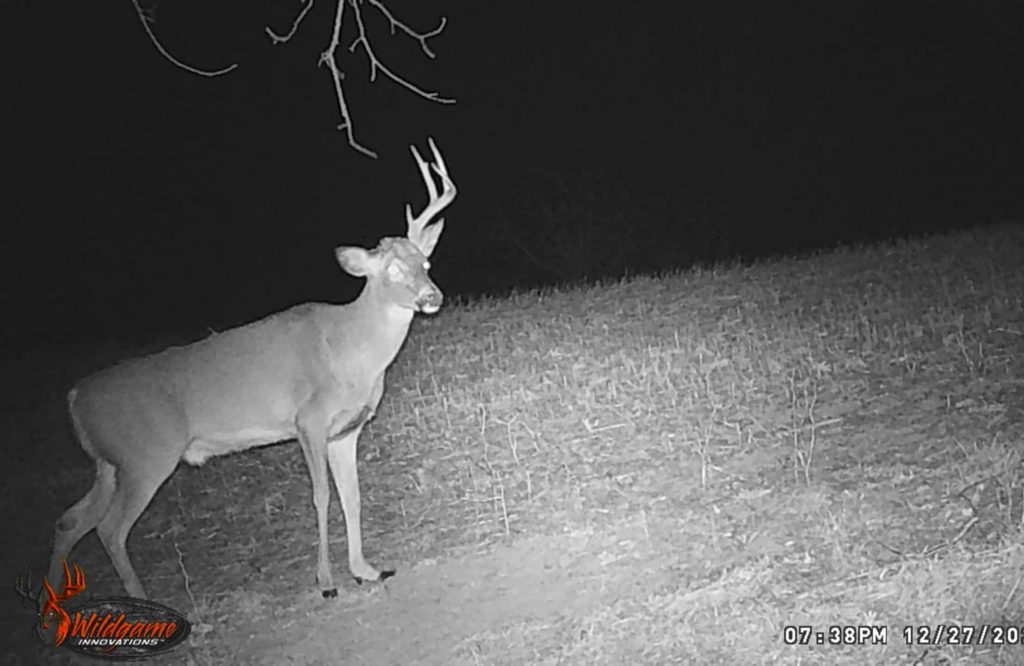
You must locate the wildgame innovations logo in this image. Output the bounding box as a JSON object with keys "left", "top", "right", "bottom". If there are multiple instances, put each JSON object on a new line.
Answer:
{"left": 17, "top": 561, "right": 191, "bottom": 660}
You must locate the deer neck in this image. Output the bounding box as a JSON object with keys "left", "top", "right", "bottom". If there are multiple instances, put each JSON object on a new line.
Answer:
{"left": 322, "top": 282, "right": 415, "bottom": 375}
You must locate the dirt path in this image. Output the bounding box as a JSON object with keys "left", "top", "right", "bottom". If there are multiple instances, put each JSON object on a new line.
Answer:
{"left": 214, "top": 522, "right": 673, "bottom": 665}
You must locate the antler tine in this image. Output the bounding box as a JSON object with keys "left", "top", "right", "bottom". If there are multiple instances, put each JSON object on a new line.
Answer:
{"left": 14, "top": 572, "right": 37, "bottom": 605}
{"left": 406, "top": 138, "right": 456, "bottom": 233}
{"left": 410, "top": 143, "right": 439, "bottom": 202}
{"left": 66, "top": 563, "right": 86, "bottom": 596}
{"left": 42, "top": 577, "right": 59, "bottom": 604}
{"left": 427, "top": 136, "right": 449, "bottom": 181}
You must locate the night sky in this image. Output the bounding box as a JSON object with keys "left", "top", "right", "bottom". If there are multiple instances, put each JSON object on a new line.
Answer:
{"left": 5, "top": 1, "right": 1024, "bottom": 348}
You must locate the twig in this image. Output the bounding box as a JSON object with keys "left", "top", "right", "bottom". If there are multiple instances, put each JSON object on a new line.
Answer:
{"left": 265, "top": 0, "right": 316, "bottom": 44}
{"left": 132, "top": 0, "right": 453, "bottom": 156}
{"left": 129, "top": 0, "right": 238, "bottom": 76}
{"left": 318, "top": 0, "right": 454, "bottom": 156}
{"left": 346, "top": 0, "right": 454, "bottom": 103}
{"left": 319, "top": 0, "right": 377, "bottom": 157}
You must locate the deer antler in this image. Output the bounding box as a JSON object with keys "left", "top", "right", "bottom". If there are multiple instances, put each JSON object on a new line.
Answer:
{"left": 43, "top": 561, "right": 86, "bottom": 608}
{"left": 14, "top": 571, "right": 38, "bottom": 609}
{"left": 405, "top": 137, "right": 457, "bottom": 236}
{"left": 37, "top": 561, "right": 86, "bottom": 648}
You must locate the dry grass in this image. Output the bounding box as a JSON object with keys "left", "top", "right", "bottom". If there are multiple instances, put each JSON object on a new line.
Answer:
{"left": 3, "top": 222, "right": 1023, "bottom": 664}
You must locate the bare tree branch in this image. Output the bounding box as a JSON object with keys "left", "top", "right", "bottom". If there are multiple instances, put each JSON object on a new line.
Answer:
{"left": 129, "top": 0, "right": 238, "bottom": 77}
{"left": 310, "top": 0, "right": 454, "bottom": 157}
{"left": 265, "top": 0, "right": 453, "bottom": 156}
{"left": 365, "top": 0, "right": 446, "bottom": 58}
{"left": 319, "top": 0, "right": 378, "bottom": 157}
{"left": 265, "top": 0, "right": 316, "bottom": 45}
{"left": 346, "top": 0, "right": 455, "bottom": 104}
{"left": 131, "top": 0, "right": 453, "bottom": 157}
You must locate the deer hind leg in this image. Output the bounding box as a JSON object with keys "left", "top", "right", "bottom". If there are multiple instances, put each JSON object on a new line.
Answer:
{"left": 327, "top": 421, "right": 395, "bottom": 584}
{"left": 48, "top": 458, "right": 116, "bottom": 590}
{"left": 296, "top": 404, "right": 335, "bottom": 597}
{"left": 95, "top": 445, "right": 181, "bottom": 600}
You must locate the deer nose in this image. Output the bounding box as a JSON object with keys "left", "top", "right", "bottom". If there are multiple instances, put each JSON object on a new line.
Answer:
{"left": 416, "top": 289, "right": 443, "bottom": 314}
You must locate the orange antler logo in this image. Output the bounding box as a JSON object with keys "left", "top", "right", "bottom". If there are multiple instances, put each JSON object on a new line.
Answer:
{"left": 40, "top": 561, "right": 86, "bottom": 648}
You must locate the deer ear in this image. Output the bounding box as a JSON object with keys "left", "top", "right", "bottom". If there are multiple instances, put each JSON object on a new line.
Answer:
{"left": 412, "top": 219, "right": 444, "bottom": 258}
{"left": 335, "top": 246, "right": 378, "bottom": 277}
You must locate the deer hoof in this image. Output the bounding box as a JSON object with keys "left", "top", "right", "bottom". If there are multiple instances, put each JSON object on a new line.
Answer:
{"left": 353, "top": 569, "right": 396, "bottom": 585}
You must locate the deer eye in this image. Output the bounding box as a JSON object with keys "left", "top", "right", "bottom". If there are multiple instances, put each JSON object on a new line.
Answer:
{"left": 387, "top": 262, "right": 406, "bottom": 280}
{"left": 423, "top": 261, "right": 431, "bottom": 271}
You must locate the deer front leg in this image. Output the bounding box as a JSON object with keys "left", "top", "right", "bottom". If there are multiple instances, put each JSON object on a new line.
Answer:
{"left": 327, "top": 422, "right": 396, "bottom": 584}
{"left": 296, "top": 405, "right": 336, "bottom": 598}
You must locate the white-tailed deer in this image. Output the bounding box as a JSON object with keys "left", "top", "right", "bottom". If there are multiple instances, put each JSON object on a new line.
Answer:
{"left": 47, "top": 138, "right": 455, "bottom": 599}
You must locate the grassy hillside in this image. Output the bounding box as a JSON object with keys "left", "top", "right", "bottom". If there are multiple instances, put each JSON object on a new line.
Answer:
{"left": 4, "top": 222, "right": 1023, "bottom": 664}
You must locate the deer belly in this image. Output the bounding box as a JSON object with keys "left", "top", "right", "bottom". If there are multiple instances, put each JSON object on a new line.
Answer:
{"left": 183, "top": 427, "right": 293, "bottom": 465}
